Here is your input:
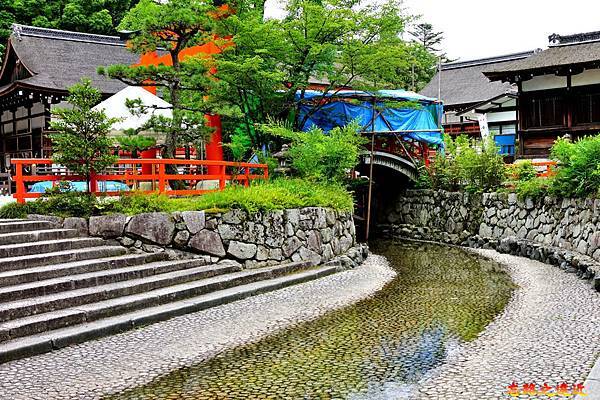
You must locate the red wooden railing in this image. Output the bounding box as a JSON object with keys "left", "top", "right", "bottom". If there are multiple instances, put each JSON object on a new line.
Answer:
{"left": 371, "top": 135, "right": 436, "bottom": 166}
{"left": 12, "top": 158, "right": 269, "bottom": 204}
{"left": 508, "top": 161, "right": 558, "bottom": 179}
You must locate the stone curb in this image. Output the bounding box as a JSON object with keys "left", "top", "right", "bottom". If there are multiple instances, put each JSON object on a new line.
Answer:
{"left": 576, "top": 356, "right": 600, "bottom": 400}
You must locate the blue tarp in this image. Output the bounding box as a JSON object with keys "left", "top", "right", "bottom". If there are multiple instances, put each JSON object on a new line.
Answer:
{"left": 296, "top": 90, "right": 444, "bottom": 146}
{"left": 29, "top": 181, "right": 130, "bottom": 193}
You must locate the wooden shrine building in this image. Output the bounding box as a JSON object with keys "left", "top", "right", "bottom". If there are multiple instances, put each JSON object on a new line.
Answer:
{"left": 0, "top": 24, "right": 137, "bottom": 172}
{"left": 485, "top": 31, "right": 600, "bottom": 158}
{"left": 420, "top": 51, "right": 535, "bottom": 157}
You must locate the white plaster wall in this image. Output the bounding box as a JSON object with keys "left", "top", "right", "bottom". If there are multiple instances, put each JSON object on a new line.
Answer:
{"left": 522, "top": 74, "right": 567, "bottom": 92}
{"left": 571, "top": 68, "right": 600, "bottom": 87}
{"left": 486, "top": 111, "right": 517, "bottom": 123}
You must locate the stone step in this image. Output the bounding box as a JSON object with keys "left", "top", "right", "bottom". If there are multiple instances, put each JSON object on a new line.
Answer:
{"left": 0, "top": 237, "right": 106, "bottom": 258}
{"left": 0, "top": 262, "right": 244, "bottom": 322}
{"left": 0, "top": 264, "right": 337, "bottom": 363}
{"left": 0, "top": 262, "right": 242, "bottom": 339}
{"left": 0, "top": 220, "right": 55, "bottom": 234}
{"left": 0, "top": 257, "right": 206, "bottom": 302}
{"left": 0, "top": 246, "right": 128, "bottom": 273}
{"left": 0, "top": 229, "right": 82, "bottom": 246}
{"left": 0, "top": 253, "right": 167, "bottom": 288}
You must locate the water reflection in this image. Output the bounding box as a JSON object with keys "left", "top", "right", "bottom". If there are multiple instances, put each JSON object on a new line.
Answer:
{"left": 107, "top": 241, "right": 514, "bottom": 400}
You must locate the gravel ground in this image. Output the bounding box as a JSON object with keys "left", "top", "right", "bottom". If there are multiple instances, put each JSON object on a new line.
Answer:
{"left": 0, "top": 255, "right": 395, "bottom": 400}
{"left": 416, "top": 249, "right": 600, "bottom": 400}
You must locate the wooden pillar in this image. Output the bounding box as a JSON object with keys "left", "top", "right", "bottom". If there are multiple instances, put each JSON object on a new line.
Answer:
{"left": 566, "top": 74, "right": 573, "bottom": 129}
{"left": 517, "top": 81, "right": 524, "bottom": 157}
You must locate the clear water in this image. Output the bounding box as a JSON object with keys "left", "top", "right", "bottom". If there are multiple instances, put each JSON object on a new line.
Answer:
{"left": 107, "top": 241, "right": 514, "bottom": 400}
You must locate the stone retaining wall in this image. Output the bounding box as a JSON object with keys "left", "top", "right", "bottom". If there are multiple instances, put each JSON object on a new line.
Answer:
{"left": 30, "top": 207, "right": 366, "bottom": 269}
{"left": 381, "top": 189, "right": 600, "bottom": 291}
{"left": 479, "top": 193, "right": 600, "bottom": 260}
{"left": 382, "top": 190, "right": 483, "bottom": 244}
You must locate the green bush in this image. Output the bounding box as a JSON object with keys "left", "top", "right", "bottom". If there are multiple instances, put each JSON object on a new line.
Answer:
{"left": 419, "top": 135, "right": 506, "bottom": 193}
{"left": 0, "top": 179, "right": 353, "bottom": 218}
{"left": 516, "top": 177, "right": 550, "bottom": 200}
{"left": 549, "top": 135, "right": 600, "bottom": 197}
{"left": 263, "top": 122, "right": 367, "bottom": 182}
{"left": 0, "top": 202, "right": 30, "bottom": 219}
{"left": 513, "top": 161, "right": 537, "bottom": 182}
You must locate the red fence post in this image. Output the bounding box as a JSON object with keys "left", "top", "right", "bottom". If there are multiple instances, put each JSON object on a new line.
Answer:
{"left": 219, "top": 164, "right": 226, "bottom": 190}
{"left": 14, "top": 162, "right": 25, "bottom": 204}
{"left": 158, "top": 162, "right": 166, "bottom": 193}
{"left": 89, "top": 169, "right": 98, "bottom": 195}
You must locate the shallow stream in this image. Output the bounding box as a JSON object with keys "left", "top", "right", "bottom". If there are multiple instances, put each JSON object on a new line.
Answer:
{"left": 107, "top": 241, "right": 514, "bottom": 399}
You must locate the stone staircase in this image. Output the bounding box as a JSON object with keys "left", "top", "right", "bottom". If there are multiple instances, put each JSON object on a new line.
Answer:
{"left": 0, "top": 218, "right": 339, "bottom": 363}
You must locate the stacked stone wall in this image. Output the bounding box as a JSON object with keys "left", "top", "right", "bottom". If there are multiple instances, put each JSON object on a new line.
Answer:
{"left": 382, "top": 189, "right": 483, "bottom": 244}
{"left": 29, "top": 207, "right": 366, "bottom": 269}
{"left": 382, "top": 189, "right": 600, "bottom": 291}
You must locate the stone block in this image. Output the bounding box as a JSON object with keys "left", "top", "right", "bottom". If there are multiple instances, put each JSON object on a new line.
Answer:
{"left": 125, "top": 212, "right": 175, "bottom": 245}
{"left": 222, "top": 209, "right": 245, "bottom": 224}
{"left": 256, "top": 245, "right": 269, "bottom": 261}
{"left": 181, "top": 211, "right": 205, "bottom": 234}
{"left": 227, "top": 241, "right": 257, "bottom": 260}
{"left": 307, "top": 230, "right": 322, "bottom": 253}
{"left": 283, "top": 237, "right": 302, "bottom": 258}
{"left": 188, "top": 229, "right": 226, "bottom": 257}
{"left": 63, "top": 217, "right": 88, "bottom": 235}
{"left": 89, "top": 214, "right": 127, "bottom": 238}
{"left": 173, "top": 230, "right": 190, "bottom": 247}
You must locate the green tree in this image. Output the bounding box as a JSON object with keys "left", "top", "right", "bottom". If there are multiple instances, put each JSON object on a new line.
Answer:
{"left": 50, "top": 79, "right": 119, "bottom": 193}
{"left": 115, "top": 128, "right": 156, "bottom": 158}
{"left": 409, "top": 22, "right": 454, "bottom": 63}
{"left": 0, "top": 0, "right": 138, "bottom": 60}
{"left": 99, "top": 0, "right": 235, "bottom": 162}
{"left": 211, "top": 0, "right": 437, "bottom": 155}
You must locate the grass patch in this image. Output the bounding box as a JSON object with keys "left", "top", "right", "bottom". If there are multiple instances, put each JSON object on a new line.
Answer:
{"left": 113, "top": 179, "right": 354, "bottom": 215}
{"left": 0, "top": 179, "right": 354, "bottom": 218}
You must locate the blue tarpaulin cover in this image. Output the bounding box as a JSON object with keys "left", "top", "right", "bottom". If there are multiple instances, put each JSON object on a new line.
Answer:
{"left": 296, "top": 89, "right": 444, "bottom": 146}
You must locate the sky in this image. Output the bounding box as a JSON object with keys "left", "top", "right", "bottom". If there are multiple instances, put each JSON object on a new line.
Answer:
{"left": 265, "top": 0, "right": 600, "bottom": 62}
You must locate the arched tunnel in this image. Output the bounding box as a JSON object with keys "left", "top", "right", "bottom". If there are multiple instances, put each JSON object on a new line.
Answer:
{"left": 354, "top": 152, "right": 417, "bottom": 241}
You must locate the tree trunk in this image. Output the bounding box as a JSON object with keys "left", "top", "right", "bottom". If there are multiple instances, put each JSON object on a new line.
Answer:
{"left": 163, "top": 48, "right": 186, "bottom": 189}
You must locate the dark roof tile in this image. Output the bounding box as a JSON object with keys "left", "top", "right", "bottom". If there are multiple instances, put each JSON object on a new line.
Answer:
{"left": 420, "top": 51, "right": 535, "bottom": 107}
{"left": 4, "top": 24, "right": 139, "bottom": 94}
{"left": 485, "top": 37, "right": 600, "bottom": 81}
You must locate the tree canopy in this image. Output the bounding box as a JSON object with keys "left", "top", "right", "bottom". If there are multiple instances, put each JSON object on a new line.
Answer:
{"left": 409, "top": 22, "right": 454, "bottom": 63}
{"left": 210, "top": 0, "right": 438, "bottom": 154}
{"left": 0, "top": 0, "right": 138, "bottom": 59}
{"left": 50, "top": 79, "right": 119, "bottom": 191}
{"left": 99, "top": 0, "right": 236, "bottom": 160}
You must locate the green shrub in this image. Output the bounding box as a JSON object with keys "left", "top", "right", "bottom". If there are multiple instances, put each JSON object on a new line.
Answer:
{"left": 0, "top": 179, "right": 353, "bottom": 218}
{"left": 549, "top": 135, "right": 600, "bottom": 197}
{"left": 516, "top": 177, "right": 550, "bottom": 200}
{"left": 418, "top": 135, "right": 506, "bottom": 193}
{"left": 513, "top": 161, "right": 537, "bottom": 182}
{"left": 0, "top": 202, "right": 30, "bottom": 219}
{"left": 110, "top": 179, "right": 354, "bottom": 215}
{"left": 263, "top": 122, "right": 367, "bottom": 182}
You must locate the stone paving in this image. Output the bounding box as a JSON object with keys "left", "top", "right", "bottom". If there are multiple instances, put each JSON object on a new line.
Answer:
{"left": 0, "top": 255, "right": 395, "bottom": 400}
{"left": 1, "top": 247, "right": 599, "bottom": 399}
{"left": 416, "top": 249, "right": 600, "bottom": 399}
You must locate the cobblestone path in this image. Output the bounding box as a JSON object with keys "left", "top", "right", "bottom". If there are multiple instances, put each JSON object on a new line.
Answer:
{"left": 1, "top": 247, "right": 599, "bottom": 400}
{"left": 0, "top": 255, "right": 395, "bottom": 400}
{"left": 417, "top": 249, "right": 600, "bottom": 399}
